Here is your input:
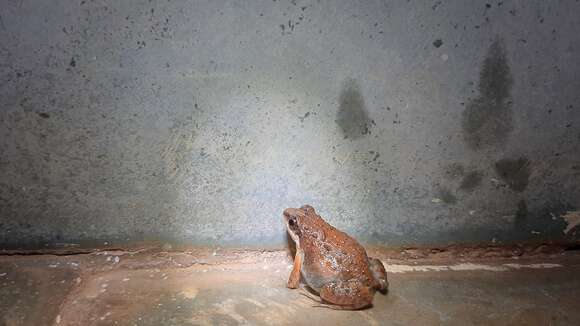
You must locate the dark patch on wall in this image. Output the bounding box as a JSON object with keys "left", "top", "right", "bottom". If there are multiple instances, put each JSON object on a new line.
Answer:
{"left": 514, "top": 199, "right": 527, "bottom": 229}
{"left": 433, "top": 39, "right": 443, "bottom": 48}
{"left": 437, "top": 187, "right": 457, "bottom": 204}
{"left": 336, "top": 78, "right": 374, "bottom": 139}
{"left": 298, "top": 111, "right": 316, "bottom": 123}
{"left": 462, "top": 37, "right": 514, "bottom": 150}
{"left": 494, "top": 157, "right": 531, "bottom": 192}
{"left": 459, "top": 170, "right": 483, "bottom": 191}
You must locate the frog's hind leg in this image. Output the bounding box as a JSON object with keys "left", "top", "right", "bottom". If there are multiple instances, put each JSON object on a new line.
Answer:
{"left": 318, "top": 280, "right": 374, "bottom": 310}
{"left": 369, "top": 257, "right": 389, "bottom": 294}
{"left": 297, "top": 287, "right": 352, "bottom": 310}
{"left": 298, "top": 286, "right": 323, "bottom": 303}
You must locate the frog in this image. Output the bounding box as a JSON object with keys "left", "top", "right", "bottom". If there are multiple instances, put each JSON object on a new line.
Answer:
{"left": 283, "top": 205, "right": 388, "bottom": 310}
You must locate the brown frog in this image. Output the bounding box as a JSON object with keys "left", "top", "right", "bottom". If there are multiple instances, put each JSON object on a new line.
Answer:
{"left": 283, "top": 205, "right": 388, "bottom": 310}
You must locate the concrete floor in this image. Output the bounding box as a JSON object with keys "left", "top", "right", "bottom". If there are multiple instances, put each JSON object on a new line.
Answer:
{"left": 1, "top": 247, "right": 579, "bottom": 326}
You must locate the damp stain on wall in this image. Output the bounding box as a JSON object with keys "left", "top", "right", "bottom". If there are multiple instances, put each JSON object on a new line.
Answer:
{"left": 436, "top": 187, "right": 457, "bottom": 204}
{"left": 494, "top": 157, "right": 531, "bottom": 192}
{"left": 459, "top": 170, "right": 483, "bottom": 192}
{"left": 515, "top": 199, "right": 528, "bottom": 229}
{"left": 336, "top": 78, "right": 374, "bottom": 139}
{"left": 462, "top": 37, "right": 514, "bottom": 150}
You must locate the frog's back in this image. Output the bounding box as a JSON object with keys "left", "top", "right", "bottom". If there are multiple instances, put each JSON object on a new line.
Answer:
{"left": 301, "top": 220, "right": 375, "bottom": 291}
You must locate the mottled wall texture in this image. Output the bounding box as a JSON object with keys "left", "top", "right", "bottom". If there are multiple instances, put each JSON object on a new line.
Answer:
{"left": 1, "top": 0, "right": 579, "bottom": 249}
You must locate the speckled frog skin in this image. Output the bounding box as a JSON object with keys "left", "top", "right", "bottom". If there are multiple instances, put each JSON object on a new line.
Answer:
{"left": 283, "top": 205, "right": 388, "bottom": 309}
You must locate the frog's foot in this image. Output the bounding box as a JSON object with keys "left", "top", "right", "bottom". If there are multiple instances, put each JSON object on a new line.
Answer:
{"left": 298, "top": 287, "right": 322, "bottom": 303}
{"left": 319, "top": 280, "right": 374, "bottom": 310}
{"left": 311, "top": 303, "right": 360, "bottom": 310}
{"left": 297, "top": 288, "right": 349, "bottom": 310}
{"left": 369, "top": 257, "right": 389, "bottom": 294}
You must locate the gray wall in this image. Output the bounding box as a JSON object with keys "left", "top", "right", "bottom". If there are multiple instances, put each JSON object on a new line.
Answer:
{"left": 1, "top": 0, "right": 579, "bottom": 248}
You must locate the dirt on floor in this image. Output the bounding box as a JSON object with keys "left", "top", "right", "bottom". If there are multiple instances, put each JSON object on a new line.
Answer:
{"left": 1, "top": 244, "right": 580, "bottom": 325}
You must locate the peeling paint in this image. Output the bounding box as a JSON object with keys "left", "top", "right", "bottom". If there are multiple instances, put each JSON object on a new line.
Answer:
{"left": 562, "top": 211, "right": 580, "bottom": 234}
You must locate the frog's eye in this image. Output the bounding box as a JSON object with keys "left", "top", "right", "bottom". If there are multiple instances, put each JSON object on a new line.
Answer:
{"left": 288, "top": 217, "right": 297, "bottom": 227}
{"left": 301, "top": 205, "right": 314, "bottom": 214}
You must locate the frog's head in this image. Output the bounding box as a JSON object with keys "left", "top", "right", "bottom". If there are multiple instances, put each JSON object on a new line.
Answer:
{"left": 283, "top": 205, "right": 317, "bottom": 245}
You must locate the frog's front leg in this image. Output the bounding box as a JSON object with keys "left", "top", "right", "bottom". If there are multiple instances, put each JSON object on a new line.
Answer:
{"left": 287, "top": 249, "right": 303, "bottom": 289}
{"left": 319, "top": 279, "right": 374, "bottom": 310}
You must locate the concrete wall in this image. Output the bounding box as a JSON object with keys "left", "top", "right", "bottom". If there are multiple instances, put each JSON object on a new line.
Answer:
{"left": 1, "top": 0, "right": 579, "bottom": 248}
